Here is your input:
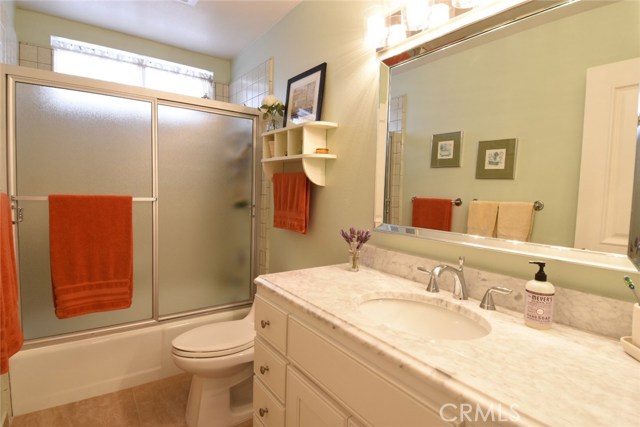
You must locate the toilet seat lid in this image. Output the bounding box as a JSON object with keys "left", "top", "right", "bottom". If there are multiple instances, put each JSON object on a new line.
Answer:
{"left": 172, "top": 320, "right": 255, "bottom": 357}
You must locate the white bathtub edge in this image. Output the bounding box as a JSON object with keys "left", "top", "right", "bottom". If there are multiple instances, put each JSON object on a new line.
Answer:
{"left": 9, "top": 308, "right": 249, "bottom": 415}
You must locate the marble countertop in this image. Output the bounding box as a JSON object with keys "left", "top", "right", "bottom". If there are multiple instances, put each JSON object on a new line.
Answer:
{"left": 255, "top": 264, "right": 640, "bottom": 427}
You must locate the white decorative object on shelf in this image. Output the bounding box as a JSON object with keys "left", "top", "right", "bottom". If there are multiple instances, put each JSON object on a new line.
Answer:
{"left": 261, "top": 121, "right": 337, "bottom": 186}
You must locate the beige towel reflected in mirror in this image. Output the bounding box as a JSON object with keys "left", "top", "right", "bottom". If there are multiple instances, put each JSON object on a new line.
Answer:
{"left": 467, "top": 200, "right": 499, "bottom": 237}
{"left": 496, "top": 202, "right": 535, "bottom": 242}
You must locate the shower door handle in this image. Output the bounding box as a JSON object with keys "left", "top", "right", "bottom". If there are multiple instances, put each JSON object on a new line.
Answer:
{"left": 11, "top": 205, "right": 23, "bottom": 224}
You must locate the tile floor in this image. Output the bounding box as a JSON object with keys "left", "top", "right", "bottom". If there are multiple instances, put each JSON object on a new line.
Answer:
{"left": 10, "top": 374, "right": 253, "bottom": 427}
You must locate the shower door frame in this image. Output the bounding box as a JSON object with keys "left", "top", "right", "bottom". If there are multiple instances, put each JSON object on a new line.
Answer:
{"left": 2, "top": 65, "right": 260, "bottom": 345}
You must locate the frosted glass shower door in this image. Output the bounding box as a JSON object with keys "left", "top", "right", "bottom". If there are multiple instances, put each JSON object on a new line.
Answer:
{"left": 14, "top": 83, "right": 154, "bottom": 340}
{"left": 157, "top": 104, "right": 254, "bottom": 316}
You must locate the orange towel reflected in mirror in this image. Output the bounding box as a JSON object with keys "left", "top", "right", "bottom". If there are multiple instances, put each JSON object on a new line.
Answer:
{"left": 49, "top": 195, "right": 133, "bottom": 319}
{"left": 411, "top": 197, "right": 453, "bottom": 231}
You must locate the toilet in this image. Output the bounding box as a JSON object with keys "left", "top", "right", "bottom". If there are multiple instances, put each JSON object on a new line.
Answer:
{"left": 171, "top": 305, "right": 255, "bottom": 427}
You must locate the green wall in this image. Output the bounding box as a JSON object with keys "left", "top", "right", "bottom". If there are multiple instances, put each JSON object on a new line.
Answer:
{"left": 15, "top": 8, "right": 231, "bottom": 83}
{"left": 234, "top": 0, "right": 640, "bottom": 301}
{"left": 234, "top": 0, "right": 380, "bottom": 273}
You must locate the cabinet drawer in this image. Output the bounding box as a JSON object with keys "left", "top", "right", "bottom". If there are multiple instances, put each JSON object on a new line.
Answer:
{"left": 254, "top": 338, "right": 287, "bottom": 402}
{"left": 255, "top": 295, "right": 288, "bottom": 353}
{"left": 253, "top": 376, "right": 285, "bottom": 427}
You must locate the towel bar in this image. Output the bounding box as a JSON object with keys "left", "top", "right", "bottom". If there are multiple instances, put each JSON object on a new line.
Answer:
{"left": 10, "top": 195, "right": 156, "bottom": 202}
{"left": 533, "top": 200, "right": 544, "bottom": 211}
{"left": 471, "top": 199, "right": 544, "bottom": 211}
{"left": 411, "top": 197, "right": 462, "bottom": 206}
{"left": 9, "top": 195, "right": 156, "bottom": 224}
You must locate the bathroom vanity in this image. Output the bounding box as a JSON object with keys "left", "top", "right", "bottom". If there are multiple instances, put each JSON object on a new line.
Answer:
{"left": 252, "top": 261, "right": 640, "bottom": 426}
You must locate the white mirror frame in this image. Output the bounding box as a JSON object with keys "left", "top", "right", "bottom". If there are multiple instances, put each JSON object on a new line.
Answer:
{"left": 373, "top": 0, "right": 637, "bottom": 273}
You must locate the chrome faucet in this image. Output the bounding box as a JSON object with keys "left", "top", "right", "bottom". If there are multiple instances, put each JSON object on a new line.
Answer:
{"left": 432, "top": 256, "right": 469, "bottom": 300}
{"left": 417, "top": 266, "right": 438, "bottom": 293}
{"left": 479, "top": 286, "right": 512, "bottom": 310}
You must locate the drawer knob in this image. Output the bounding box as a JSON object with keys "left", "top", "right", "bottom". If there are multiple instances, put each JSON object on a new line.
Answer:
{"left": 259, "top": 407, "right": 269, "bottom": 417}
{"left": 260, "top": 365, "right": 270, "bottom": 375}
{"left": 260, "top": 319, "right": 270, "bottom": 328}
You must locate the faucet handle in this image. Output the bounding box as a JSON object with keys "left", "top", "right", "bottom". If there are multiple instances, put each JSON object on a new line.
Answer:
{"left": 479, "top": 286, "right": 512, "bottom": 310}
{"left": 417, "top": 266, "right": 439, "bottom": 293}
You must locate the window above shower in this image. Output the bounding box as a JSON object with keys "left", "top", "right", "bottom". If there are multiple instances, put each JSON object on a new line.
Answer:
{"left": 50, "top": 36, "right": 215, "bottom": 99}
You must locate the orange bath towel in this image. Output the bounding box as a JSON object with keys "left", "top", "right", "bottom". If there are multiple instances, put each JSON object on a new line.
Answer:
{"left": 273, "top": 173, "right": 310, "bottom": 234}
{"left": 1, "top": 193, "right": 23, "bottom": 374}
{"left": 49, "top": 195, "right": 133, "bottom": 319}
{"left": 411, "top": 197, "right": 453, "bottom": 231}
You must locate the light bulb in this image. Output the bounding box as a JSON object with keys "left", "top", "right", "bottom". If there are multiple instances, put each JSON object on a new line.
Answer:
{"left": 429, "top": 3, "right": 451, "bottom": 27}
{"left": 405, "top": 0, "right": 431, "bottom": 31}
{"left": 365, "top": 7, "right": 387, "bottom": 49}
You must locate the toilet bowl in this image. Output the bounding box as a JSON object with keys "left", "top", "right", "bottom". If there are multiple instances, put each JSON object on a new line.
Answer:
{"left": 172, "top": 305, "right": 255, "bottom": 427}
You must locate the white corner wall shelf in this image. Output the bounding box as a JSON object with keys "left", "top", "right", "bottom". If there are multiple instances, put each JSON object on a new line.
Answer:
{"left": 261, "top": 121, "right": 338, "bottom": 186}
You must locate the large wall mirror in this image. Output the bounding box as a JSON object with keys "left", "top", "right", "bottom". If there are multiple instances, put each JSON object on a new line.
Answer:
{"left": 375, "top": 0, "right": 640, "bottom": 271}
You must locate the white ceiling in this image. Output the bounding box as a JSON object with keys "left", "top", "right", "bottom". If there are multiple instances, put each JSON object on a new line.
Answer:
{"left": 14, "top": 0, "right": 302, "bottom": 59}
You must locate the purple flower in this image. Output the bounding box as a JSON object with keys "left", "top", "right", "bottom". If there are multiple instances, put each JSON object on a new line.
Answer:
{"left": 340, "top": 227, "right": 371, "bottom": 250}
{"left": 340, "top": 229, "right": 351, "bottom": 244}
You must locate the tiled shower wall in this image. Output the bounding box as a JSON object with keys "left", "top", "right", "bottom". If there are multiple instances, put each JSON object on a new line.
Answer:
{"left": 230, "top": 58, "right": 273, "bottom": 275}
{"left": 18, "top": 42, "right": 52, "bottom": 70}
{"left": 0, "top": 1, "right": 18, "bottom": 64}
{"left": 230, "top": 59, "right": 271, "bottom": 109}
{"left": 214, "top": 82, "right": 230, "bottom": 102}
{"left": 387, "top": 95, "right": 406, "bottom": 225}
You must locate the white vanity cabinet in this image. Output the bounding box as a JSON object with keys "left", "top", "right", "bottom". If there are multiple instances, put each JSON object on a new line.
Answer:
{"left": 253, "top": 290, "right": 457, "bottom": 427}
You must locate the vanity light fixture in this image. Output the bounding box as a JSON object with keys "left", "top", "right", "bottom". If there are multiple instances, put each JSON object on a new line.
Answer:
{"left": 174, "top": 0, "right": 199, "bottom": 6}
{"left": 367, "top": 0, "right": 507, "bottom": 51}
{"left": 452, "top": 0, "right": 484, "bottom": 9}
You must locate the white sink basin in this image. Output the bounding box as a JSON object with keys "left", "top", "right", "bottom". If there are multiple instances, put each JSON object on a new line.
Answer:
{"left": 357, "top": 295, "right": 490, "bottom": 341}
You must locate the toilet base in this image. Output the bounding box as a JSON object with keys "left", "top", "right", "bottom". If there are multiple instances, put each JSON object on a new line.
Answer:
{"left": 185, "top": 364, "right": 254, "bottom": 427}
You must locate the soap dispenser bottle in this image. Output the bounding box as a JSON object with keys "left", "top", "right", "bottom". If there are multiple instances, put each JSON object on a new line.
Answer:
{"left": 524, "top": 261, "right": 555, "bottom": 329}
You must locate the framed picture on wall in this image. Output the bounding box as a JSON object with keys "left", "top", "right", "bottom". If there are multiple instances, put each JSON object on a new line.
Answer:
{"left": 430, "top": 131, "right": 462, "bottom": 168}
{"left": 476, "top": 138, "right": 518, "bottom": 179}
{"left": 284, "top": 62, "right": 327, "bottom": 126}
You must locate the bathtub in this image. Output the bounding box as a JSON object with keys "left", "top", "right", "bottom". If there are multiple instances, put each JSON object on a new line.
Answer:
{"left": 9, "top": 307, "right": 250, "bottom": 415}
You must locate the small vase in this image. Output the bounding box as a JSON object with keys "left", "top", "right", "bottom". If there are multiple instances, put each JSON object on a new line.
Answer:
{"left": 348, "top": 249, "right": 360, "bottom": 272}
{"left": 266, "top": 118, "right": 277, "bottom": 131}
